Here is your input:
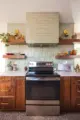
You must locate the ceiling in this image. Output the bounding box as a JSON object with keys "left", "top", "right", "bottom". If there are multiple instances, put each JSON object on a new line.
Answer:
{"left": 0, "top": 0, "right": 79, "bottom": 23}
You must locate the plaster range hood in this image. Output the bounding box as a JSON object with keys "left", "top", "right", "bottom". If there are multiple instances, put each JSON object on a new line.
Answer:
{"left": 26, "top": 12, "right": 59, "bottom": 46}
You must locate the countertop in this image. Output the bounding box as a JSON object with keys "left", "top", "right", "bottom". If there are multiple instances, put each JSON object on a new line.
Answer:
{"left": 0, "top": 71, "right": 80, "bottom": 77}
{"left": 0, "top": 71, "right": 26, "bottom": 76}
{"left": 57, "top": 71, "right": 80, "bottom": 76}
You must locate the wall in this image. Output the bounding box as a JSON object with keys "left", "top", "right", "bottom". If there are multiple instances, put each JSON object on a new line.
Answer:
{"left": 0, "top": 0, "right": 73, "bottom": 23}
{"left": 0, "top": 23, "right": 7, "bottom": 72}
{"left": 74, "top": 43, "right": 80, "bottom": 67}
{"left": 5, "top": 23, "right": 74, "bottom": 72}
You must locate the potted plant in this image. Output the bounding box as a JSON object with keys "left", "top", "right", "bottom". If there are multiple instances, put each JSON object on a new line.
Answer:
{"left": 0, "top": 33, "right": 10, "bottom": 46}
{"left": 7, "top": 61, "right": 13, "bottom": 71}
{"left": 63, "top": 29, "right": 69, "bottom": 37}
{"left": 0, "top": 29, "right": 25, "bottom": 46}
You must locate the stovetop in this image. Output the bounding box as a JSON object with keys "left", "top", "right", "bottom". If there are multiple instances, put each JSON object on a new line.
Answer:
{"left": 26, "top": 72, "right": 60, "bottom": 77}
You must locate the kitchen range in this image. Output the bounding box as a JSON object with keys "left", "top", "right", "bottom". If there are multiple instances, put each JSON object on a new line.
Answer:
{"left": 26, "top": 61, "right": 60, "bottom": 116}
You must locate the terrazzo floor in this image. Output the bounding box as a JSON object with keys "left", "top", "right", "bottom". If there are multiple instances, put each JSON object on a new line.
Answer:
{"left": 0, "top": 112, "right": 80, "bottom": 120}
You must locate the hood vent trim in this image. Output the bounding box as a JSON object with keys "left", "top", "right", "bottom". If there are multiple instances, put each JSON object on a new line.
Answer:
{"left": 27, "top": 43, "right": 58, "bottom": 47}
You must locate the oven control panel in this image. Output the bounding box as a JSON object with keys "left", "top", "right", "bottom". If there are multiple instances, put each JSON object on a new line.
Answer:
{"left": 29, "top": 62, "right": 53, "bottom": 67}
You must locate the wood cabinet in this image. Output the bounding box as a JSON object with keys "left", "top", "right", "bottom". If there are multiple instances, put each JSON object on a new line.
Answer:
{"left": 60, "top": 77, "right": 71, "bottom": 112}
{"left": 71, "top": 77, "right": 80, "bottom": 111}
{"left": 0, "top": 77, "right": 15, "bottom": 110}
{"left": 0, "top": 76, "right": 25, "bottom": 111}
{"left": 15, "top": 76, "right": 25, "bottom": 110}
{"left": 61, "top": 76, "right": 80, "bottom": 112}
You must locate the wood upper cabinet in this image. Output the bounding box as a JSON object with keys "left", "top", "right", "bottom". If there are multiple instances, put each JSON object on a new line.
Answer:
{"left": 0, "top": 77, "right": 16, "bottom": 110}
{"left": 60, "top": 77, "right": 71, "bottom": 112}
{"left": 15, "top": 76, "right": 25, "bottom": 110}
{"left": 71, "top": 77, "right": 80, "bottom": 111}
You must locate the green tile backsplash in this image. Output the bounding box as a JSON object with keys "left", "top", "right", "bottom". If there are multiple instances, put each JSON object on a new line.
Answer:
{"left": 5, "top": 45, "right": 74, "bottom": 71}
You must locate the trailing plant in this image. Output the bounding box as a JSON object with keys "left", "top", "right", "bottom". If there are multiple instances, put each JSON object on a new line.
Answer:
{"left": 0, "top": 33, "right": 10, "bottom": 46}
{"left": 0, "top": 29, "right": 25, "bottom": 46}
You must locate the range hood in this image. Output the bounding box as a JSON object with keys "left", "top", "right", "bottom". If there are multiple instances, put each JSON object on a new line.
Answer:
{"left": 27, "top": 43, "right": 58, "bottom": 47}
{"left": 26, "top": 12, "right": 59, "bottom": 46}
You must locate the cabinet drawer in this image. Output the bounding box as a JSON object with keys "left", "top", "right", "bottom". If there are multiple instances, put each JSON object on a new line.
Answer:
{"left": 15, "top": 77, "right": 25, "bottom": 80}
{"left": 0, "top": 98, "right": 15, "bottom": 110}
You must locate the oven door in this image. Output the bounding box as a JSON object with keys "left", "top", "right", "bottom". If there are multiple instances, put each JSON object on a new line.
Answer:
{"left": 26, "top": 77, "right": 60, "bottom": 105}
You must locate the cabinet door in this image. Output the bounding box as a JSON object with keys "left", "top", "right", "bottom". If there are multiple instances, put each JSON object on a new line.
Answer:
{"left": 0, "top": 77, "right": 15, "bottom": 97}
{"left": 60, "top": 77, "right": 71, "bottom": 112}
{"left": 0, "top": 77, "right": 16, "bottom": 110}
{"left": 15, "top": 77, "right": 25, "bottom": 110}
{"left": 71, "top": 77, "right": 80, "bottom": 111}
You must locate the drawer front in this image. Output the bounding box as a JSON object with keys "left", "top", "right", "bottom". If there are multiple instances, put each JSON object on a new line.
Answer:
{"left": 26, "top": 105, "right": 60, "bottom": 116}
{"left": 75, "top": 98, "right": 80, "bottom": 110}
{"left": 15, "top": 76, "right": 25, "bottom": 80}
{"left": 76, "top": 84, "right": 80, "bottom": 96}
{"left": 0, "top": 98, "right": 15, "bottom": 110}
{"left": 0, "top": 78, "right": 15, "bottom": 96}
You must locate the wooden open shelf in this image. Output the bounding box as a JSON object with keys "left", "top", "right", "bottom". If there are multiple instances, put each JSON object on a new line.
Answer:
{"left": 7, "top": 36, "right": 26, "bottom": 45}
{"left": 55, "top": 55, "right": 80, "bottom": 59}
{"left": 3, "top": 55, "right": 26, "bottom": 59}
{"left": 59, "top": 39, "right": 80, "bottom": 45}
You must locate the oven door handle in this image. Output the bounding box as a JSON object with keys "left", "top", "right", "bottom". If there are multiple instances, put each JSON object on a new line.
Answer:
{"left": 26, "top": 77, "right": 60, "bottom": 81}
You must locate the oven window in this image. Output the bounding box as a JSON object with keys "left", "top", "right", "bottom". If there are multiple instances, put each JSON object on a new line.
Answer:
{"left": 26, "top": 81, "right": 60, "bottom": 100}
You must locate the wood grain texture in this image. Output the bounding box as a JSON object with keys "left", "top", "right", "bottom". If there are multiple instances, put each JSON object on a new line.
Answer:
{"left": 0, "top": 97, "right": 15, "bottom": 110}
{"left": 55, "top": 55, "right": 80, "bottom": 59}
{"left": 8, "top": 36, "right": 26, "bottom": 45}
{"left": 0, "top": 77, "right": 15, "bottom": 97}
{"left": 60, "top": 77, "right": 71, "bottom": 113}
{"left": 71, "top": 77, "right": 80, "bottom": 111}
{"left": 59, "top": 39, "right": 80, "bottom": 45}
{"left": 0, "top": 77, "right": 16, "bottom": 110}
{"left": 15, "top": 77, "right": 26, "bottom": 111}
{"left": 3, "top": 55, "right": 26, "bottom": 59}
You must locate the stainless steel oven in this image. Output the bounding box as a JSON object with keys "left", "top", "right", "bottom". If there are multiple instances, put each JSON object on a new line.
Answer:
{"left": 26, "top": 61, "right": 60, "bottom": 116}
{"left": 26, "top": 76, "right": 60, "bottom": 116}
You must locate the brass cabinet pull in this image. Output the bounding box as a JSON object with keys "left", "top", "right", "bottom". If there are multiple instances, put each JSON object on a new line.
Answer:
{"left": 77, "top": 104, "right": 80, "bottom": 106}
{"left": 0, "top": 96, "right": 14, "bottom": 98}
{"left": 77, "top": 80, "right": 80, "bottom": 83}
{"left": 77, "top": 90, "right": 80, "bottom": 93}
{"left": 0, "top": 89, "right": 8, "bottom": 92}
{"left": 1, "top": 103, "right": 9, "bottom": 105}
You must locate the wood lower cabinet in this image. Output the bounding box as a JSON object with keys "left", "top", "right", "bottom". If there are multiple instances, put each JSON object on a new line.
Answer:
{"left": 0, "top": 77, "right": 15, "bottom": 110}
{"left": 61, "top": 76, "right": 80, "bottom": 112}
{"left": 15, "top": 76, "right": 25, "bottom": 110}
{"left": 0, "top": 77, "right": 15, "bottom": 97}
{"left": 60, "top": 77, "right": 71, "bottom": 112}
{"left": 71, "top": 77, "right": 80, "bottom": 111}
{"left": 0, "top": 76, "right": 25, "bottom": 111}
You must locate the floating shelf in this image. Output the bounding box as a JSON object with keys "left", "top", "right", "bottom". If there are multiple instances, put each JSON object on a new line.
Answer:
{"left": 55, "top": 55, "right": 80, "bottom": 59}
{"left": 7, "top": 36, "right": 26, "bottom": 45}
{"left": 59, "top": 39, "right": 80, "bottom": 45}
{"left": 3, "top": 55, "right": 26, "bottom": 59}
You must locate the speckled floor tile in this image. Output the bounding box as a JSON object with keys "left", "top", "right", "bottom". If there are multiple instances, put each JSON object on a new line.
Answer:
{"left": 0, "top": 112, "right": 80, "bottom": 120}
